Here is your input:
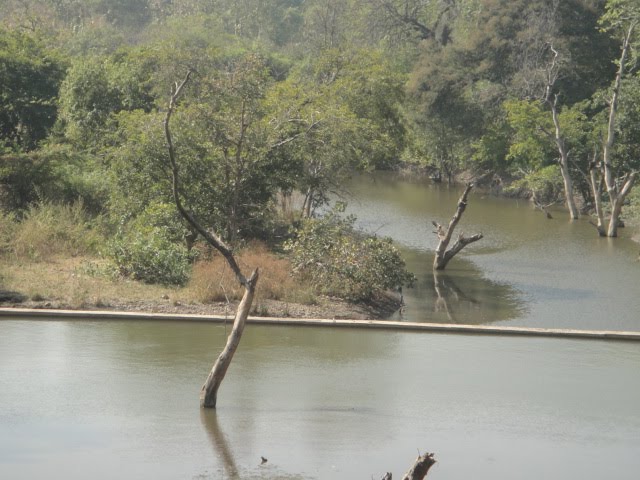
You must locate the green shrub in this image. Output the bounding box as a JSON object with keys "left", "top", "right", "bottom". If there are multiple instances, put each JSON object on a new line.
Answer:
{"left": 110, "top": 227, "right": 192, "bottom": 286}
{"left": 284, "top": 207, "right": 415, "bottom": 300}
{"left": 0, "top": 210, "right": 16, "bottom": 255}
{"left": 0, "top": 148, "right": 108, "bottom": 215}
{"left": 0, "top": 153, "right": 56, "bottom": 212}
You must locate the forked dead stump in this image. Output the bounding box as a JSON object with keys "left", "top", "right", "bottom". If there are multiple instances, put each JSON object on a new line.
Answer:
{"left": 432, "top": 183, "right": 483, "bottom": 270}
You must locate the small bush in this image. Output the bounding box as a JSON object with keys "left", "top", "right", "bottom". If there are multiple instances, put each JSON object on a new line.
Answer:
{"left": 110, "top": 228, "right": 193, "bottom": 286}
{"left": 284, "top": 208, "right": 415, "bottom": 301}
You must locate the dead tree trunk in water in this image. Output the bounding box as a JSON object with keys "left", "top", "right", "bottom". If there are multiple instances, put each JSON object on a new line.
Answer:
{"left": 164, "top": 71, "right": 259, "bottom": 409}
{"left": 432, "top": 183, "right": 483, "bottom": 270}
{"left": 199, "top": 269, "right": 258, "bottom": 407}
{"left": 402, "top": 452, "right": 437, "bottom": 480}
{"left": 543, "top": 45, "right": 580, "bottom": 220}
{"left": 380, "top": 452, "right": 436, "bottom": 480}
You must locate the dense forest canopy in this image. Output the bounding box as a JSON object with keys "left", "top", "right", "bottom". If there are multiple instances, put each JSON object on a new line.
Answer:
{"left": 1, "top": 0, "right": 639, "bottom": 279}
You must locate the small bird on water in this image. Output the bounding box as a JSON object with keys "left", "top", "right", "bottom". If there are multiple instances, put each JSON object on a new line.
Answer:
{"left": 260, "top": 456, "right": 268, "bottom": 464}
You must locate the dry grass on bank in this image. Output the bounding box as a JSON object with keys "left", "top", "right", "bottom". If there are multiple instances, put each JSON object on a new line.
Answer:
{"left": 0, "top": 203, "right": 313, "bottom": 311}
{"left": 0, "top": 243, "right": 318, "bottom": 316}
{"left": 0, "top": 202, "right": 394, "bottom": 319}
{"left": 0, "top": 256, "right": 176, "bottom": 309}
{"left": 186, "top": 242, "right": 316, "bottom": 306}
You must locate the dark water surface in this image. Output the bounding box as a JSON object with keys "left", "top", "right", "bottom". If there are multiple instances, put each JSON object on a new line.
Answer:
{"left": 343, "top": 173, "right": 640, "bottom": 330}
{"left": 1, "top": 320, "right": 639, "bottom": 479}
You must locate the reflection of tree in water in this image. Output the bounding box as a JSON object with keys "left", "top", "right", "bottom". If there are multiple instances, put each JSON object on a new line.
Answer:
{"left": 200, "top": 409, "right": 239, "bottom": 479}
{"left": 199, "top": 410, "right": 307, "bottom": 480}
{"left": 432, "top": 271, "right": 479, "bottom": 323}
{"left": 420, "top": 267, "right": 524, "bottom": 324}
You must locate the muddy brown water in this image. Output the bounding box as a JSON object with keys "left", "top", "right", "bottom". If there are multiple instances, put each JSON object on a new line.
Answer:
{"left": 2, "top": 174, "right": 640, "bottom": 479}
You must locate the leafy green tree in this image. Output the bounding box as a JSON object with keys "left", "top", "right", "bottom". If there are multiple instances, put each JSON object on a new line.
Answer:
{"left": 470, "top": 115, "right": 513, "bottom": 176}
{"left": 109, "top": 51, "right": 304, "bottom": 242}
{"left": 57, "top": 53, "right": 154, "bottom": 148}
{"left": 406, "top": 0, "right": 616, "bottom": 180}
{"left": 503, "top": 99, "right": 556, "bottom": 172}
{"left": 0, "top": 29, "right": 66, "bottom": 150}
{"left": 277, "top": 48, "right": 407, "bottom": 214}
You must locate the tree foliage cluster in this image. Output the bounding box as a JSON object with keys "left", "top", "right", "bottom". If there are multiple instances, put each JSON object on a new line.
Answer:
{"left": 1, "top": 0, "right": 639, "bottom": 293}
{"left": 285, "top": 205, "right": 416, "bottom": 300}
{"left": 0, "top": 0, "right": 416, "bottom": 293}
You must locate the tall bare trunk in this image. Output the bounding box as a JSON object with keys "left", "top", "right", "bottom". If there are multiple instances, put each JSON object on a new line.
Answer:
{"left": 600, "top": 23, "right": 637, "bottom": 237}
{"left": 201, "top": 269, "right": 258, "bottom": 408}
{"left": 607, "top": 173, "right": 636, "bottom": 237}
{"left": 302, "top": 187, "right": 313, "bottom": 218}
{"left": 589, "top": 162, "right": 606, "bottom": 236}
{"left": 544, "top": 47, "right": 579, "bottom": 220}
{"left": 550, "top": 99, "right": 579, "bottom": 219}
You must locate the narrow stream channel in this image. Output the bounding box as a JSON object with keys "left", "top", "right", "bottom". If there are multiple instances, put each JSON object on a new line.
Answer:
{"left": 342, "top": 172, "right": 640, "bottom": 330}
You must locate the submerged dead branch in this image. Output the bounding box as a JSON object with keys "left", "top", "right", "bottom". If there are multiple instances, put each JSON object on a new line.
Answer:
{"left": 380, "top": 452, "right": 437, "bottom": 480}
{"left": 531, "top": 192, "right": 554, "bottom": 219}
{"left": 402, "top": 452, "right": 437, "bottom": 480}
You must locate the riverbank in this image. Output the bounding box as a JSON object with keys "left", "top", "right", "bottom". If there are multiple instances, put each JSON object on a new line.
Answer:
{"left": 392, "top": 163, "right": 640, "bottom": 237}
{"left": 0, "top": 254, "right": 401, "bottom": 320}
{"left": 0, "top": 291, "right": 400, "bottom": 320}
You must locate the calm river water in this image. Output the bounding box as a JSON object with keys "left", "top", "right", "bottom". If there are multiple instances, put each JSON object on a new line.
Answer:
{"left": 343, "top": 173, "right": 640, "bottom": 330}
{"left": 1, "top": 320, "right": 639, "bottom": 480}
{"left": 2, "top": 174, "right": 640, "bottom": 479}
